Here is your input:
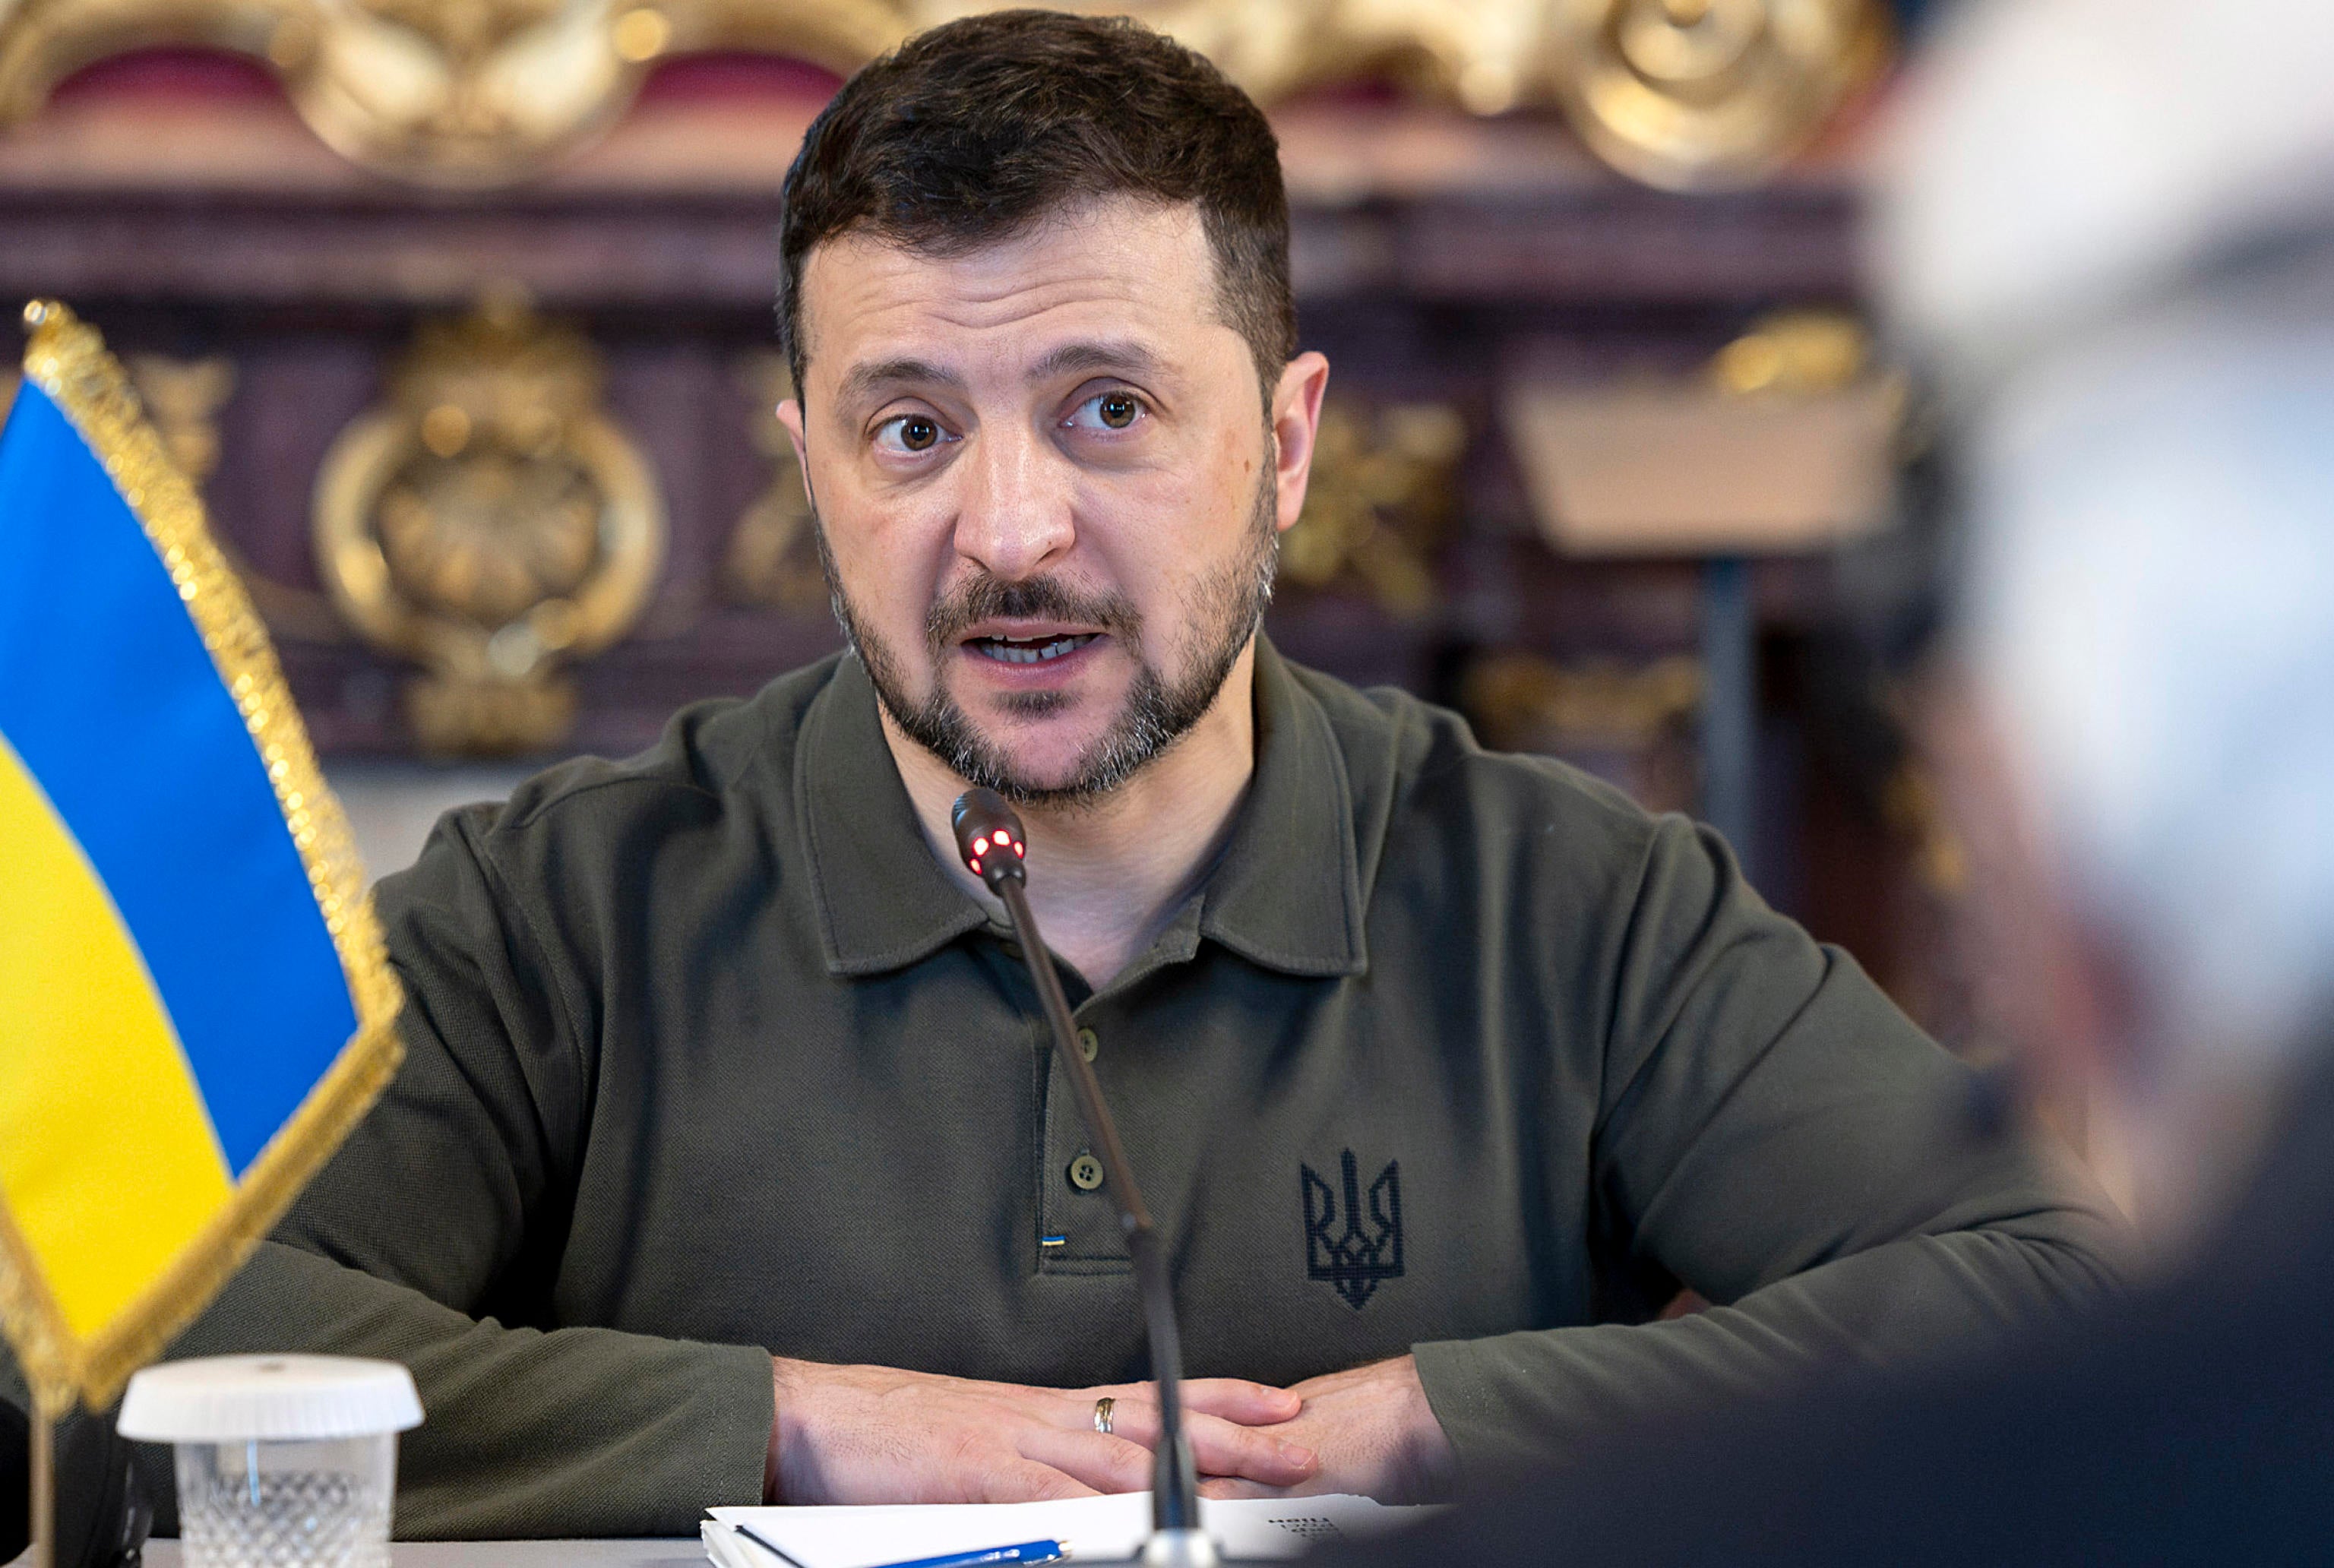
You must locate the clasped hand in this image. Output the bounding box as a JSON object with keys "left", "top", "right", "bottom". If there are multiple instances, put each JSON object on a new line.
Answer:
{"left": 767, "top": 1355, "right": 1452, "bottom": 1506}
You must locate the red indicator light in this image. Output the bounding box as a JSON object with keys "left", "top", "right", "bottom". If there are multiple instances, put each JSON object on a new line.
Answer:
{"left": 974, "top": 836, "right": 990, "bottom": 854}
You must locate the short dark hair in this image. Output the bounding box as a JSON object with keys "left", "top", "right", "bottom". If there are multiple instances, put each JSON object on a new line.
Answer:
{"left": 777, "top": 9, "right": 1296, "bottom": 401}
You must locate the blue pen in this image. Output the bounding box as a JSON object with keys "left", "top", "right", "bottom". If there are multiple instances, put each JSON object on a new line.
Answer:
{"left": 867, "top": 1541, "right": 1069, "bottom": 1568}
{"left": 728, "top": 1523, "right": 1067, "bottom": 1568}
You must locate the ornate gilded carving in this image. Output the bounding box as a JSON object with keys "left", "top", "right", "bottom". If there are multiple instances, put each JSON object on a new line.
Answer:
{"left": 312, "top": 293, "right": 665, "bottom": 755}
{"left": 1466, "top": 650, "right": 1703, "bottom": 748}
{"left": 1463, "top": 650, "right": 1704, "bottom": 810}
{"left": 0, "top": 0, "right": 1886, "bottom": 189}
{"left": 1547, "top": 0, "right": 1888, "bottom": 188}
{"left": 123, "top": 353, "right": 232, "bottom": 485}
{"left": 721, "top": 349, "right": 827, "bottom": 615}
{"left": 1709, "top": 307, "right": 1873, "bottom": 396}
{"left": 1281, "top": 398, "right": 1464, "bottom": 621}
{"left": 0, "top": 0, "right": 894, "bottom": 184}
{"left": 114, "top": 351, "right": 357, "bottom": 643}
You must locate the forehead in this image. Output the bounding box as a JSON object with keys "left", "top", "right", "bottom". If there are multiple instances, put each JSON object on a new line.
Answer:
{"left": 794, "top": 198, "right": 1226, "bottom": 387}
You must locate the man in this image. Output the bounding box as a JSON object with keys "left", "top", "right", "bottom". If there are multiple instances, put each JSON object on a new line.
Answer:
{"left": 6, "top": 8, "right": 2120, "bottom": 1540}
{"left": 1337, "top": 0, "right": 2334, "bottom": 1560}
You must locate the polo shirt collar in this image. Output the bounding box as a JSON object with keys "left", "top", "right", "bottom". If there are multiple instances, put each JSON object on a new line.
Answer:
{"left": 795, "top": 637, "right": 1368, "bottom": 979}
{"left": 794, "top": 654, "right": 988, "bottom": 977}
{"left": 1195, "top": 638, "right": 1369, "bottom": 977}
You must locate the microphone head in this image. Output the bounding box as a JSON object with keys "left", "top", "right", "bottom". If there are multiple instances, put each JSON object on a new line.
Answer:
{"left": 950, "top": 787, "right": 1028, "bottom": 890}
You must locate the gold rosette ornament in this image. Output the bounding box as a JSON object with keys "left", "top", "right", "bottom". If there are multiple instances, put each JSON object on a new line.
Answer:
{"left": 312, "top": 295, "right": 666, "bottom": 755}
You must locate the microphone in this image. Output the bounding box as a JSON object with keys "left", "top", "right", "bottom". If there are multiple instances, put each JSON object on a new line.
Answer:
{"left": 951, "top": 787, "right": 1216, "bottom": 1568}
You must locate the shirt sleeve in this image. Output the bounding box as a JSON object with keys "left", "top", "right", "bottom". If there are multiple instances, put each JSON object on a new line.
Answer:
{"left": 1411, "top": 813, "right": 2128, "bottom": 1485}
{"left": 155, "top": 810, "right": 774, "bottom": 1538}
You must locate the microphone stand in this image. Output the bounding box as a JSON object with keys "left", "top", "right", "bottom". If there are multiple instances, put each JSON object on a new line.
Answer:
{"left": 952, "top": 788, "right": 1217, "bottom": 1568}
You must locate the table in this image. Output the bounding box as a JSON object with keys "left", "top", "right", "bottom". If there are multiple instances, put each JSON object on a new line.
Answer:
{"left": 139, "top": 1544, "right": 702, "bottom": 1567}
{"left": 128, "top": 1541, "right": 1163, "bottom": 1566}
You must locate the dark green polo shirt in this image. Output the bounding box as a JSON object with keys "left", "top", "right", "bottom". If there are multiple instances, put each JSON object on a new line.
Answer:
{"left": 138, "top": 640, "right": 2118, "bottom": 1535}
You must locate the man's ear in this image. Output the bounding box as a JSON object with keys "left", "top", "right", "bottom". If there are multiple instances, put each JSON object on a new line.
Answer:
{"left": 776, "top": 397, "right": 818, "bottom": 514}
{"left": 776, "top": 397, "right": 810, "bottom": 475}
{"left": 1269, "top": 351, "right": 1332, "bottom": 535}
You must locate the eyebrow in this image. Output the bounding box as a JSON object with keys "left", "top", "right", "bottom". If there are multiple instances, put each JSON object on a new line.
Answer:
{"left": 833, "top": 340, "right": 1167, "bottom": 415}
{"left": 1027, "top": 340, "right": 1165, "bottom": 384}
{"left": 837, "top": 356, "right": 964, "bottom": 411}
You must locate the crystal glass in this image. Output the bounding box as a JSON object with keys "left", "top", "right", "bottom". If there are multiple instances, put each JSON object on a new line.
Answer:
{"left": 172, "top": 1433, "right": 397, "bottom": 1568}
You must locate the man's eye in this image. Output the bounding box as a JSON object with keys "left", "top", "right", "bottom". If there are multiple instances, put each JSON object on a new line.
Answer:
{"left": 1069, "top": 392, "right": 1145, "bottom": 432}
{"left": 875, "top": 415, "right": 947, "bottom": 454}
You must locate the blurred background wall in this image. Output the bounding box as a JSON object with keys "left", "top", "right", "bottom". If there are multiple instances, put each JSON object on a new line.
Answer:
{"left": 0, "top": 0, "right": 1975, "bottom": 1041}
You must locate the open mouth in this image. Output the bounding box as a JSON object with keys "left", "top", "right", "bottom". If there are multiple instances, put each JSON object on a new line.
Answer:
{"left": 966, "top": 632, "right": 1100, "bottom": 665}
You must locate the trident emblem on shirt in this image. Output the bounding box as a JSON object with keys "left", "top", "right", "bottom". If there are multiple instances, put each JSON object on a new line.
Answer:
{"left": 1302, "top": 1149, "right": 1404, "bottom": 1310}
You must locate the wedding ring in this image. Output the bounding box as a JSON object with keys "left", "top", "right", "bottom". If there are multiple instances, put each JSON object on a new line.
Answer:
{"left": 1093, "top": 1396, "right": 1115, "bottom": 1436}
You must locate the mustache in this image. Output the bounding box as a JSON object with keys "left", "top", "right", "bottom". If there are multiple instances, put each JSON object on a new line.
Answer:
{"left": 925, "top": 573, "right": 1144, "bottom": 654}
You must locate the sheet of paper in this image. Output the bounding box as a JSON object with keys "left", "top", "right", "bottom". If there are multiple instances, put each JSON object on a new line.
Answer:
{"left": 705, "top": 1491, "right": 1437, "bottom": 1568}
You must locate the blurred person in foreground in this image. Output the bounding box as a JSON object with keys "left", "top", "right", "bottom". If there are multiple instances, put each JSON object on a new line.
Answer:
{"left": 1336, "top": 0, "right": 2334, "bottom": 1560}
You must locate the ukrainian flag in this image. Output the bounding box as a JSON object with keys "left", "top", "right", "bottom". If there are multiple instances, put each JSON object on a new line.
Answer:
{"left": 0, "top": 302, "right": 401, "bottom": 1414}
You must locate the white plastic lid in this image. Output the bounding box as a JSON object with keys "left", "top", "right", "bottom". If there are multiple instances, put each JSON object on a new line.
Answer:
{"left": 119, "top": 1355, "right": 423, "bottom": 1443}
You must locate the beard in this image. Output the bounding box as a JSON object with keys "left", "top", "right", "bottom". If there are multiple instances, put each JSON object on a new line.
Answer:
{"left": 820, "top": 472, "right": 1279, "bottom": 809}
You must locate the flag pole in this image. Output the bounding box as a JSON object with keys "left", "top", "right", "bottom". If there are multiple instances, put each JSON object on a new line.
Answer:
{"left": 28, "top": 1404, "right": 53, "bottom": 1568}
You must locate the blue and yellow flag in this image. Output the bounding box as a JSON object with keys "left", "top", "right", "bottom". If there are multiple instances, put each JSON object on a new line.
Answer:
{"left": 0, "top": 302, "right": 402, "bottom": 1413}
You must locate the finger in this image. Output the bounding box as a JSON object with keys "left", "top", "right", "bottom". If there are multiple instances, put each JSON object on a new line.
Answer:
{"left": 1083, "top": 1380, "right": 1301, "bottom": 1434}
{"left": 1184, "top": 1412, "right": 1319, "bottom": 1485}
{"left": 1205, "top": 1473, "right": 1333, "bottom": 1500}
{"left": 1018, "top": 1426, "right": 1157, "bottom": 1495}
{"left": 1071, "top": 1392, "right": 1157, "bottom": 1443}
{"left": 1065, "top": 1398, "right": 1316, "bottom": 1484}
{"left": 1198, "top": 1476, "right": 1284, "bottom": 1500}
{"left": 1064, "top": 1393, "right": 1172, "bottom": 1449}
{"left": 976, "top": 1459, "right": 1102, "bottom": 1504}
{"left": 1178, "top": 1378, "right": 1304, "bottom": 1425}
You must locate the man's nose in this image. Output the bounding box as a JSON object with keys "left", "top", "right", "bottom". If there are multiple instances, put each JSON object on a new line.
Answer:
{"left": 950, "top": 424, "right": 1074, "bottom": 581}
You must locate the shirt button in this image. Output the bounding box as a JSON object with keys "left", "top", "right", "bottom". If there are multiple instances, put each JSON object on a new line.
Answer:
{"left": 1067, "top": 1152, "right": 1105, "bottom": 1192}
{"left": 1001, "top": 940, "right": 1024, "bottom": 961}
{"left": 1077, "top": 1027, "right": 1099, "bottom": 1063}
